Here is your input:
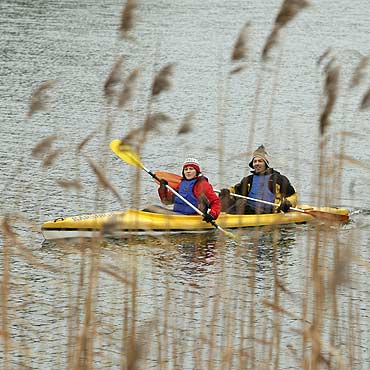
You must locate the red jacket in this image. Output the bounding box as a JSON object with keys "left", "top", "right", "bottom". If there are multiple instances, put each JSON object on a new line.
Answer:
{"left": 158, "top": 175, "right": 221, "bottom": 219}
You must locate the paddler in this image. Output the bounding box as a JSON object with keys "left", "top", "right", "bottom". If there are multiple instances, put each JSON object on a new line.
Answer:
{"left": 158, "top": 158, "right": 221, "bottom": 222}
{"left": 219, "top": 145, "right": 297, "bottom": 214}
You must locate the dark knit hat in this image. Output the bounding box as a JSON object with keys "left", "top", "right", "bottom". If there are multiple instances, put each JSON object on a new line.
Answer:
{"left": 182, "top": 157, "right": 201, "bottom": 174}
{"left": 248, "top": 145, "right": 270, "bottom": 169}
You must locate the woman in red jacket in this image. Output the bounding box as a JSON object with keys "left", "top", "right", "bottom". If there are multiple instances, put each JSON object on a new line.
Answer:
{"left": 158, "top": 158, "right": 221, "bottom": 223}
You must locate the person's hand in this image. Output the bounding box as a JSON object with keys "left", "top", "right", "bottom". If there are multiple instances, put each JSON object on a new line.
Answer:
{"left": 219, "top": 188, "right": 230, "bottom": 198}
{"left": 159, "top": 178, "right": 168, "bottom": 189}
{"left": 202, "top": 213, "right": 215, "bottom": 223}
{"left": 278, "top": 199, "right": 292, "bottom": 213}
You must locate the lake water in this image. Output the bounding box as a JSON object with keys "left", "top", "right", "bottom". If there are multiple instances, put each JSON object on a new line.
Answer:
{"left": 1, "top": 0, "right": 370, "bottom": 369}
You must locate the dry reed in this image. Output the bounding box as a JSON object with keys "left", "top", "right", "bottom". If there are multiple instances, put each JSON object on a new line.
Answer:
{"left": 27, "top": 80, "right": 57, "bottom": 118}
{"left": 350, "top": 54, "right": 370, "bottom": 89}
{"left": 98, "top": 265, "right": 132, "bottom": 285}
{"left": 316, "top": 48, "right": 333, "bottom": 67}
{"left": 319, "top": 60, "right": 340, "bottom": 135}
{"left": 359, "top": 86, "right": 370, "bottom": 110}
{"left": 104, "top": 56, "right": 124, "bottom": 100}
{"left": 3, "top": 2, "right": 363, "bottom": 370}
{"left": 229, "top": 21, "right": 251, "bottom": 76}
{"left": 151, "top": 64, "right": 175, "bottom": 97}
{"left": 118, "top": 0, "right": 138, "bottom": 39}
{"left": 177, "top": 112, "right": 194, "bottom": 135}
{"left": 1, "top": 218, "right": 12, "bottom": 370}
{"left": 76, "top": 131, "right": 96, "bottom": 153}
{"left": 231, "top": 21, "right": 251, "bottom": 61}
{"left": 333, "top": 154, "right": 370, "bottom": 170}
{"left": 229, "top": 65, "right": 248, "bottom": 75}
{"left": 57, "top": 178, "right": 83, "bottom": 190}
{"left": 118, "top": 68, "right": 141, "bottom": 109}
{"left": 143, "top": 112, "right": 171, "bottom": 133}
{"left": 262, "top": 0, "right": 310, "bottom": 61}
{"left": 85, "top": 156, "right": 123, "bottom": 203}
{"left": 31, "top": 135, "right": 58, "bottom": 157}
{"left": 121, "top": 127, "right": 143, "bottom": 146}
{"left": 42, "top": 148, "right": 64, "bottom": 168}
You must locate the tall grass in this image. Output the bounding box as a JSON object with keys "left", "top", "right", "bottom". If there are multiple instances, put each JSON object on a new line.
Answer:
{"left": 1, "top": 0, "right": 366, "bottom": 369}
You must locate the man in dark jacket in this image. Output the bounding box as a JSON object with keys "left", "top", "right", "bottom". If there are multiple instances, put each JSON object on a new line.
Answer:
{"left": 219, "top": 145, "right": 297, "bottom": 214}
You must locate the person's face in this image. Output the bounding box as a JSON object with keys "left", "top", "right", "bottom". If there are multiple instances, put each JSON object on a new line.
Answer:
{"left": 183, "top": 166, "right": 197, "bottom": 180}
{"left": 252, "top": 157, "right": 267, "bottom": 174}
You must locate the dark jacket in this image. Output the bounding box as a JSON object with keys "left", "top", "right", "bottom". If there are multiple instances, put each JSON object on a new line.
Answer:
{"left": 221, "top": 168, "right": 297, "bottom": 214}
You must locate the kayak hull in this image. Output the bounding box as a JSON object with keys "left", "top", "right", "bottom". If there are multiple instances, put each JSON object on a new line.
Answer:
{"left": 41, "top": 205, "right": 349, "bottom": 240}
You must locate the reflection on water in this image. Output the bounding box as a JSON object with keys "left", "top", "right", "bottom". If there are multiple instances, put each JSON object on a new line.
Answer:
{"left": 42, "top": 226, "right": 297, "bottom": 279}
{"left": 167, "top": 233, "right": 219, "bottom": 271}
{"left": 107, "top": 233, "right": 223, "bottom": 284}
{"left": 236, "top": 225, "right": 295, "bottom": 265}
{"left": 106, "top": 226, "right": 298, "bottom": 289}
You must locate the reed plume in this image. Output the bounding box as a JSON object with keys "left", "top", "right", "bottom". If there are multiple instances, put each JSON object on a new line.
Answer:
{"left": 143, "top": 113, "right": 171, "bottom": 132}
{"left": 104, "top": 56, "right": 124, "bottom": 100}
{"left": 27, "top": 80, "right": 57, "bottom": 118}
{"left": 230, "top": 65, "right": 247, "bottom": 75}
{"left": 359, "top": 86, "right": 370, "bottom": 110}
{"left": 319, "top": 60, "right": 340, "bottom": 135}
{"left": 262, "top": 0, "right": 310, "bottom": 61}
{"left": 316, "top": 48, "right": 332, "bottom": 67}
{"left": 32, "top": 135, "right": 58, "bottom": 157}
{"left": 231, "top": 21, "right": 251, "bottom": 61}
{"left": 118, "top": 0, "right": 138, "bottom": 39}
{"left": 275, "top": 0, "right": 310, "bottom": 27}
{"left": 120, "top": 112, "right": 171, "bottom": 147}
{"left": 118, "top": 67, "right": 141, "bottom": 108}
{"left": 42, "top": 148, "right": 64, "bottom": 168}
{"left": 177, "top": 112, "right": 194, "bottom": 134}
{"left": 151, "top": 64, "right": 175, "bottom": 97}
{"left": 350, "top": 54, "right": 370, "bottom": 89}
{"left": 261, "top": 28, "right": 279, "bottom": 62}
{"left": 57, "top": 178, "right": 82, "bottom": 190}
{"left": 121, "top": 127, "right": 143, "bottom": 146}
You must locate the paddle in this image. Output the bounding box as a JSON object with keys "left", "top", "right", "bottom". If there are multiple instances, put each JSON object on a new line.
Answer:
{"left": 219, "top": 192, "right": 349, "bottom": 222}
{"left": 154, "top": 171, "right": 182, "bottom": 188}
{"left": 154, "top": 171, "right": 349, "bottom": 223}
{"left": 110, "top": 140, "right": 234, "bottom": 238}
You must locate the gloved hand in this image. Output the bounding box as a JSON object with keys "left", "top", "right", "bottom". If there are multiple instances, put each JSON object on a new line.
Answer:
{"left": 202, "top": 212, "right": 215, "bottom": 223}
{"left": 219, "top": 188, "right": 231, "bottom": 198}
{"left": 278, "top": 199, "right": 292, "bottom": 213}
{"left": 159, "top": 178, "right": 168, "bottom": 189}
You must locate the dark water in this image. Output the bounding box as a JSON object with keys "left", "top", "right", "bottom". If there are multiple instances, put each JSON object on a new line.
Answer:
{"left": 1, "top": 0, "right": 370, "bottom": 369}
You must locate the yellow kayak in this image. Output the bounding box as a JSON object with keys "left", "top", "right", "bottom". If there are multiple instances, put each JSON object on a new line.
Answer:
{"left": 41, "top": 205, "right": 349, "bottom": 240}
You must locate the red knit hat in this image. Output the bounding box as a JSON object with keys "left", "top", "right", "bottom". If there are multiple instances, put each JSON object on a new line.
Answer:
{"left": 182, "top": 157, "right": 201, "bottom": 173}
